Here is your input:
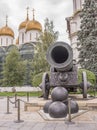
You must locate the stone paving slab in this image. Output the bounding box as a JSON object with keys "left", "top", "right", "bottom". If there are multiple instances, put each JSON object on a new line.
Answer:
{"left": 38, "top": 109, "right": 88, "bottom": 121}
{"left": 0, "top": 121, "right": 97, "bottom": 130}
{"left": 0, "top": 97, "right": 97, "bottom": 130}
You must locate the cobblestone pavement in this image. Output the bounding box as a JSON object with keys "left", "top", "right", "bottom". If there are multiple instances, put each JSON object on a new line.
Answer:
{"left": 0, "top": 97, "right": 97, "bottom": 130}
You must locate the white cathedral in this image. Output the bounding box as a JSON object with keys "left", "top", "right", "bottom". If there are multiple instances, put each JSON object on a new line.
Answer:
{"left": 0, "top": 1, "right": 86, "bottom": 61}
{"left": 66, "top": 0, "right": 84, "bottom": 62}
{"left": 0, "top": 8, "right": 42, "bottom": 47}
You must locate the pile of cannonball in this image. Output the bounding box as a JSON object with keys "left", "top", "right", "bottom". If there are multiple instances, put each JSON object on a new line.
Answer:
{"left": 43, "top": 87, "right": 79, "bottom": 118}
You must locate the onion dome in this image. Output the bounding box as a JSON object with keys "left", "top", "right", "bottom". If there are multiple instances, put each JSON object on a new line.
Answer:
{"left": 26, "top": 9, "right": 42, "bottom": 31}
{"left": 19, "top": 7, "right": 30, "bottom": 30}
{"left": 0, "top": 16, "right": 14, "bottom": 38}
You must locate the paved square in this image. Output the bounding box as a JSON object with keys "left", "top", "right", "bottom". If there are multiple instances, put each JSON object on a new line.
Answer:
{"left": 0, "top": 97, "right": 97, "bottom": 130}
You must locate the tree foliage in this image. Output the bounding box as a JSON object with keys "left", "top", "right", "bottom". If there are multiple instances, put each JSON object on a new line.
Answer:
{"left": 78, "top": 69, "right": 96, "bottom": 85}
{"left": 24, "top": 60, "right": 33, "bottom": 86}
{"left": 33, "top": 18, "right": 59, "bottom": 74}
{"left": 77, "top": 0, "right": 97, "bottom": 77}
{"left": 2, "top": 48, "right": 26, "bottom": 86}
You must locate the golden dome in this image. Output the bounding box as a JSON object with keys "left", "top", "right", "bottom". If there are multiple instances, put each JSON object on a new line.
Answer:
{"left": 19, "top": 19, "right": 29, "bottom": 30}
{"left": 0, "top": 26, "right": 14, "bottom": 38}
{"left": 26, "top": 9, "right": 42, "bottom": 32}
{"left": 26, "top": 20, "right": 42, "bottom": 31}
{"left": 19, "top": 7, "right": 30, "bottom": 30}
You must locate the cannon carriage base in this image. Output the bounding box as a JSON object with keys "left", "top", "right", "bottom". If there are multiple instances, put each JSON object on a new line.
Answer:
{"left": 41, "top": 70, "right": 88, "bottom": 100}
{"left": 40, "top": 41, "right": 91, "bottom": 100}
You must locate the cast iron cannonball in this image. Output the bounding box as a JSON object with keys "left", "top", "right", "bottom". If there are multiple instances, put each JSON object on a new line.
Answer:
{"left": 67, "top": 100, "right": 79, "bottom": 114}
{"left": 43, "top": 101, "right": 53, "bottom": 113}
{"left": 49, "top": 101, "right": 68, "bottom": 118}
{"left": 51, "top": 87, "right": 68, "bottom": 101}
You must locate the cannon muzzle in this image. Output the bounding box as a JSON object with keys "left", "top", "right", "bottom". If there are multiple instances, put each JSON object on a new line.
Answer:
{"left": 46, "top": 42, "right": 73, "bottom": 71}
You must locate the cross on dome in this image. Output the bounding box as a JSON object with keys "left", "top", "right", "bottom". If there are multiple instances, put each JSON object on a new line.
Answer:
{"left": 26, "top": 7, "right": 29, "bottom": 20}
{"left": 32, "top": 8, "right": 35, "bottom": 20}
{"left": 6, "top": 15, "right": 8, "bottom": 26}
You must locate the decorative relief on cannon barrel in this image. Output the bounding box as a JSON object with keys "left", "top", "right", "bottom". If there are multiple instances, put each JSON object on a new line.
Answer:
{"left": 50, "top": 67, "right": 78, "bottom": 87}
{"left": 58, "top": 73, "right": 68, "bottom": 82}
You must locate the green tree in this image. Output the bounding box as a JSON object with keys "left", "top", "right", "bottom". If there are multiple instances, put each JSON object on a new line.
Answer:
{"left": 2, "top": 48, "right": 26, "bottom": 86}
{"left": 77, "top": 0, "right": 97, "bottom": 77}
{"left": 24, "top": 60, "right": 33, "bottom": 86}
{"left": 33, "top": 18, "right": 59, "bottom": 74}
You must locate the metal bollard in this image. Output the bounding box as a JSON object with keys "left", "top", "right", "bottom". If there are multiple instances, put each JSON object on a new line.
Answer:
{"left": 14, "top": 99, "right": 24, "bottom": 123}
{"left": 5, "top": 96, "right": 12, "bottom": 114}
{"left": 65, "top": 98, "right": 75, "bottom": 124}
{"left": 68, "top": 98, "right": 71, "bottom": 122}
{"left": 14, "top": 93, "right": 18, "bottom": 108}
{"left": 27, "top": 92, "right": 29, "bottom": 102}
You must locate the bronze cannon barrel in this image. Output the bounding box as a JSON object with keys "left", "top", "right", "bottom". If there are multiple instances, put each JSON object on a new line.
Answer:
{"left": 46, "top": 42, "right": 73, "bottom": 71}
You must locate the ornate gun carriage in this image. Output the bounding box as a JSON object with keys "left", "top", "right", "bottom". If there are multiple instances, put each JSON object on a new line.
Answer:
{"left": 40, "top": 42, "right": 90, "bottom": 99}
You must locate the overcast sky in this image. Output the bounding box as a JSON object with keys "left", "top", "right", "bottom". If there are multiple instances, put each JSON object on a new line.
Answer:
{"left": 0, "top": 0, "right": 73, "bottom": 43}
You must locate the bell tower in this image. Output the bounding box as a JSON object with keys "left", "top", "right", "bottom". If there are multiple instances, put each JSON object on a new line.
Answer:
{"left": 73, "top": 0, "right": 83, "bottom": 13}
{"left": 66, "top": 0, "right": 84, "bottom": 64}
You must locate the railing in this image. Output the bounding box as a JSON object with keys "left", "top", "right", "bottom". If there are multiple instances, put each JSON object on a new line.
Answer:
{"left": 3, "top": 90, "right": 92, "bottom": 124}
{"left": 5, "top": 93, "right": 29, "bottom": 123}
{"left": 4, "top": 90, "right": 42, "bottom": 123}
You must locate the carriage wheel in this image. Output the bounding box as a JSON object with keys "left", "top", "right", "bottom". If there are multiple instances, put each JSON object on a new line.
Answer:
{"left": 82, "top": 71, "right": 87, "bottom": 98}
{"left": 42, "top": 72, "right": 50, "bottom": 99}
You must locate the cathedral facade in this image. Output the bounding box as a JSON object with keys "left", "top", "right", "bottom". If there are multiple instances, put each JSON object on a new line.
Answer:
{"left": 66, "top": 0, "right": 84, "bottom": 62}
{"left": 0, "top": 8, "right": 42, "bottom": 85}
{"left": 0, "top": 8, "right": 42, "bottom": 59}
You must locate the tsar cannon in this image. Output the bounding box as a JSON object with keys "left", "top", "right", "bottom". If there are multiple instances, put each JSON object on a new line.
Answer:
{"left": 40, "top": 41, "right": 91, "bottom": 100}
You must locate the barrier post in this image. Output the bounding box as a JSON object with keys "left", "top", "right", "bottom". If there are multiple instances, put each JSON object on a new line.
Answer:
{"left": 65, "top": 98, "right": 75, "bottom": 124}
{"left": 68, "top": 98, "right": 71, "bottom": 122}
{"left": 14, "top": 99, "right": 24, "bottom": 123}
{"left": 27, "top": 92, "right": 29, "bottom": 102}
{"left": 14, "top": 93, "right": 17, "bottom": 108}
{"left": 5, "top": 96, "right": 12, "bottom": 114}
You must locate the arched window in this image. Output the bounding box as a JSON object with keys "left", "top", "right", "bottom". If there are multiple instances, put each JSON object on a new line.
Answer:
{"left": 36, "top": 33, "right": 38, "bottom": 40}
{"left": 30, "top": 33, "right": 31, "bottom": 40}
{"left": 11, "top": 39, "right": 13, "bottom": 44}
{"left": 1, "top": 38, "right": 2, "bottom": 46}
{"left": 22, "top": 33, "right": 24, "bottom": 43}
{"left": 6, "top": 38, "right": 8, "bottom": 46}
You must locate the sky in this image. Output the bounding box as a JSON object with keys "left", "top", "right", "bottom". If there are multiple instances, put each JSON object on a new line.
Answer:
{"left": 0, "top": 0, "right": 73, "bottom": 43}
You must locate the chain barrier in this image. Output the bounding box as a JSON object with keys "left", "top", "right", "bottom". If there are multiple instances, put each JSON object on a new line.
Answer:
{"left": 19, "top": 99, "right": 27, "bottom": 103}
{"left": 14, "top": 99, "right": 24, "bottom": 123}
{"left": 5, "top": 95, "right": 25, "bottom": 123}
{"left": 9, "top": 98, "right": 17, "bottom": 104}
{"left": 26, "top": 92, "right": 30, "bottom": 102}
{"left": 14, "top": 93, "right": 18, "bottom": 108}
{"left": 5, "top": 91, "right": 39, "bottom": 123}
{"left": 5, "top": 96, "right": 12, "bottom": 114}
{"left": 5, "top": 92, "right": 74, "bottom": 124}
{"left": 14, "top": 92, "right": 30, "bottom": 102}
{"left": 4, "top": 92, "right": 14, "bottom": 98}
